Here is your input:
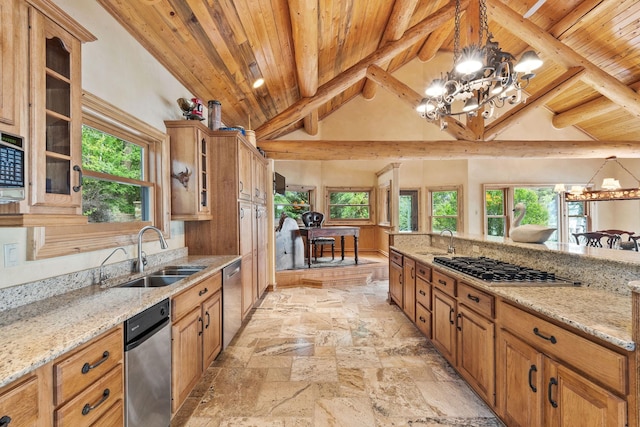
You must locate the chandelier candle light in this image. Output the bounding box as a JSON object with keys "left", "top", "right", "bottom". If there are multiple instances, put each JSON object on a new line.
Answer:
{"left": 417, "top": 0, "right": 543, "bottom": 125}
{"left": 554, "top": 157, "right": 640, "bottom": 202}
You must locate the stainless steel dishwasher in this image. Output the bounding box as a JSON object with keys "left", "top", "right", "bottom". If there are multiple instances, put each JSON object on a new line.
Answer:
{"left": 124, "top": 298, "right": 171, "bottom": 427}
{"left": 222, "top": 259, "right": 242, "bottom": 349}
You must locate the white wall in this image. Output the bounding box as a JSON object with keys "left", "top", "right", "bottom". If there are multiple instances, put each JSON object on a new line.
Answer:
{"left": 0, "top": 0, "right": 191, "bottom": 288}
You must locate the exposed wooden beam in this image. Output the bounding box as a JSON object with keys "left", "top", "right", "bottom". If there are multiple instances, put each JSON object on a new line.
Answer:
{"left": 553, "top": 80, "right": 640, "bottom": 128}
{"left": 255, "top": 0, "right": 469, "bottom": 140}
{"left": 484, "top": 67, "right": 586, "bottom": 140}
{"left": 288, "top": 0, "right": 318, "bottom": 135}
{"left": 362, "top": 0, "right": 419, "bottom": 100}
{"left": 259, "top": 139, "right": 640, "bottom": 160}
{"left": 417, "top": 18, "right": 454, "bottom": 62}
{"left": 365, "top": 65, "right": 475, "bottom": 141}
{"left": 487, "top": 0, "right": 640, "bottom": 120}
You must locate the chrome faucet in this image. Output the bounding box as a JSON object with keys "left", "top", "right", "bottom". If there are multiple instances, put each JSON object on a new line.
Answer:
{"left": 440, "top": 229, "right": 456, "bottom": 254}
{"left": 136, "top": 226, "right": 168, "bottom": 273}
{"left": 99, "top": 247, "right": 127, "bottom": 285}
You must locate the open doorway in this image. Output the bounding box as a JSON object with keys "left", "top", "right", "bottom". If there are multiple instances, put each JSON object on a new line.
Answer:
{"left": 400, "top": 190, "right": 419, "bottom": 232}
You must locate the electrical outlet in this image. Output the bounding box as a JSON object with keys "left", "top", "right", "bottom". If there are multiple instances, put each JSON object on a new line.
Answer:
{"left": 4, "top": 243, "right": 19, "bottom": 267}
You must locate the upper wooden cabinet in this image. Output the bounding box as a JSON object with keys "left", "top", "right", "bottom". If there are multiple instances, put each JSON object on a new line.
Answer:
{"left": 165, "top": 120, "right": 212, "bottom": 220}
{"left": 28, "top": 1, "right": 93, "bottom": 213}
{"left": 0, "top": 0, "right": 17, "bottom": 130}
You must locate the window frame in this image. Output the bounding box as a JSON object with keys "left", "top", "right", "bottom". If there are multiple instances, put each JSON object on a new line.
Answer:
{"left": 324, "top": 186, "right": 375, "bottom": 225}
{"left": 28, "top": 91, "right": 170, "bottom": 259}
{"left": 427, "top": 185, "right": 463, "bottom": 233}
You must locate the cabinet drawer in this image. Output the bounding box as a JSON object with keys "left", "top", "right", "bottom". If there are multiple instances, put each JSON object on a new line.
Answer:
{"left": 416, "top": 262, "right": 431, "bottom": 282}
{"left": 173, "top": 271, "right": 222, "bottom": 321}
{"left": 0, "top": 375, "right": 39, "bottom": 426}
{"left": 55, "top": 364, "right": 123, "bottom": 427}
{"left": 54, "top": 327, "right": 123, "bottom": 405}
{"left": 458, "top": 281, "right": 494, "bottom": 319}
{"left": 92, "top": 398, "right": 123, "bottom": 427}
{"left": 389, "top": 250, "right": 403, "bottom": 267}
{"left": 498, "top": 301, "right": 627, "bottom": 394}
{"left": 415, "top": 303, "right": 431, "bottom": 338}
{"left": 432, "top": 269, "right": 456, "bottom": 297}
{"left": 415, "top": 277, "right": 431, "bottom": 310}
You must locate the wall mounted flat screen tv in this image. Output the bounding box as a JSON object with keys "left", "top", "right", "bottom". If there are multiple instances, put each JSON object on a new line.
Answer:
{"left": 274, "top": 172, "right": 286, "bottom": 195}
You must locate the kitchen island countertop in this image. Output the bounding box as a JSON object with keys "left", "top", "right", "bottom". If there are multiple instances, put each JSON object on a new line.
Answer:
{"left": 0, "top": 255, "right": 239, "bottom": 389}
{"left": 391, "top": 245, "right": 634, "bottom": 352}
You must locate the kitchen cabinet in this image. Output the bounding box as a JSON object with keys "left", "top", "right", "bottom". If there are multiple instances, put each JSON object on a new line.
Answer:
{"left": 388, "top": 250, "right": 403, "bottom": 306}
{"left": 414, "top": 262, "right": 432, "bottom": 338}
{"left": 184, "top": 129, "right": 268, "bottom": 319}
{"left": 0, "top": 363, "right": 52, "bottom": 427}
{"left": 496, "top": 300, "right": 628, "bottom": 427}
{"left": 402, "top": 256, "right": 416, "bottom": 322}
{"left": 165, "top": 120, "right": 212, "bottom": 220}
{"left": 53, "top": 326, "right": 124, "bottom": 427}
{"left": 171, "top": 271, "right": 222, "bottom": 413}
{"left": 0, "top": 0, "right": 17, "bottom": 130}
{"left": 432, "top": 287, "right": 457, "bottom": 364}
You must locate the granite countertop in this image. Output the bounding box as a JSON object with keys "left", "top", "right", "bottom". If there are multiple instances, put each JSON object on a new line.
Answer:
{"left": 0, "top": 255, "right": 239, "bottom": 389}
{"left": 391, "top": 246, "right": 634, "bottom": 352}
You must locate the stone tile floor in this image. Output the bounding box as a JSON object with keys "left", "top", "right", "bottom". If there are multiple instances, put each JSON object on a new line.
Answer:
{"left": 171, "top": 280, "right": 504, "bottom": 427}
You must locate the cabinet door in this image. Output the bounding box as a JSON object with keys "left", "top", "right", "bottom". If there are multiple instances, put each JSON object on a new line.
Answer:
{"left": 432, "top": 288, "right": 456, "bottom": 364}
{"left": 237, "top": 142, "right": 252, "bottom": 201}
{"left": 0, "top": 375, "right": 39, "bottom": 427}
{"left": 252, "top": 154, "right": 267, "bottom": 204}
{"left": 171, "top": 307, "right": 203, "bottom": 413}
{"left": 545, "top": 359, "right": 626, "bottom": 427}
{"left": 389, "top": 261, "right": 403, "bottom": 307}
{"left": 0, "top": 0, "right": 16, "bottom": 127}
{"left": 255, "top": 204, "right": 268, "bottom": 297}
{"left": 29, "top": 11, "right": 82, "bottom": 210}
{"left": 202, "top": 290, "right": 222, "bottom": 369}
{"left": 456, "top": 305, "right": 495, "bottom": 405}
{"left": 403, "top": 257, "right": 416, "bottom": 322}
{"left": 496, "top": 329, "right": 544, "bottom": 427}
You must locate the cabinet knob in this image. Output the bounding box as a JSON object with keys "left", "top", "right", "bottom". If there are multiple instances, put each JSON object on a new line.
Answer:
{"left": 81, "top": 388, "right": 110, "bottom": 416}
{"left": 0, "top": 415, "right": 12, "bottom": 426}
{"left": 81, "top": 351, "right": 110, "bottom": 374}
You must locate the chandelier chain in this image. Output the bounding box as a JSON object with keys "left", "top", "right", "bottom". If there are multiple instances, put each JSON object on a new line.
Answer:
{"left": 479, "top": 0, "right": 488, "bottom": 44}
{"left": 454, "top": 0, "right": 461, "bottom": 63}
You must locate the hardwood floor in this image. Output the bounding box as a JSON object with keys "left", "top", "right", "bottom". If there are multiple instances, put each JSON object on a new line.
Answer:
{"left": 274, "top": 252, "right": 389, "bottom": 288}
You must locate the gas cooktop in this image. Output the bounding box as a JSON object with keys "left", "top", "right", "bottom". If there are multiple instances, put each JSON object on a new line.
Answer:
{"left": 432, "top": 256, "right": 580, "bottom": 287}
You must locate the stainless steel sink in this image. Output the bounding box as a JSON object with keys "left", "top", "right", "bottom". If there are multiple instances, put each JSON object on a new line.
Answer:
{"left": 154, "top": 266, "right": 206, "bottom": 276}
{"left": 118, "top": 275, "right": 188, "bottom": 288}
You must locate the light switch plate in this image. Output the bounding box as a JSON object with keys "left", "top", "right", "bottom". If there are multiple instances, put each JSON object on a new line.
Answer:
{"left": 4, "top": 243, "right": 19, "bottom": 267}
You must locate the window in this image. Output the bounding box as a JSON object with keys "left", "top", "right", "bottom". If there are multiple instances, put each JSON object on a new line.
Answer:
{"left": 82, "top": 126, "right": 151, "bottom": 223}
{"left": 399, "top": 190, "right": 419, "bottom": 232}
{"left": 429, "top": 187, "right": 461, "bottom": 232}
{"left": 485, "top": 188, "right": 507, "bottom": 236}
{"left": 326, "top": 187, "right": 372, "bottom": 222}
{"left": 483, "top": 185, "right": 560, "bottom": 242}
{"left": 30, "top": 92, "right": 170, "bottom": 259}
{"left": 274, "top": 186, "right": 313, "bottom": 221}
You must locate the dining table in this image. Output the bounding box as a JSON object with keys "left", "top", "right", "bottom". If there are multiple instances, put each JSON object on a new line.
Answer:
{"left": 299, "top": 226, "right": 360, "bottom": 268}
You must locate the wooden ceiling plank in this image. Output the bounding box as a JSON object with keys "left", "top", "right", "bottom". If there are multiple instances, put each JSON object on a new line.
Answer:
{"left": 487, "top": 0, "right": 640, "bottom": 121}
{"left": 255, "top": 0, "right": 468, "bottom": 139}
{"left": 362, "top": 0, "right": 420, "bottom": 100}
{"left": 365, "top": 65, "right": 474, "bottom": 141}
{"left": 259, "top": 139, "right": 640, "bottom": 160}
{"left": 484, "top": 66, "right": 586, "bottom": 139}
{"left": 553, "top": 79, "right": 640, "bottom": 128}
{"left": 548, "top": 0, "right": 608, "bottom": 38}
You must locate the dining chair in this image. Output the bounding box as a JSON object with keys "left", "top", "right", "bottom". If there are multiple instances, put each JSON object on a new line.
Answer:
{"left": 572, "top": 232, "right": 621, "bottom": 249}
{"left": 301, "top": 211, "right": 335, "bottom": 261}
{"left": 596, "top": 229, "right": 638, "bottom": 251}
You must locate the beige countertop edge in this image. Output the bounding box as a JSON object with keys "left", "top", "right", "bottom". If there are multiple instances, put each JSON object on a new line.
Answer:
{"left": 390, "top": 245, "right": 635, "bottom": 353}
{"left": 0, "top": 254, "right": 240, "bottom": 389}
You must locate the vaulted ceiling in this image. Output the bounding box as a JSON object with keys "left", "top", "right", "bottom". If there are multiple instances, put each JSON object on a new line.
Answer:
{"left": 96, "top": 0, "right": 640, "bottom": 159}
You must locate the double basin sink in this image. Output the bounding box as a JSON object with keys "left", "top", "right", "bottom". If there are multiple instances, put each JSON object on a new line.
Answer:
{"left": 118, "top": 266, "right": 206, "bottom": 288}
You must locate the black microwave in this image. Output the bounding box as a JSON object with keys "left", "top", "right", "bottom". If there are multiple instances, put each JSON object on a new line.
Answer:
{"left": 0, "top": 132, "right": 25, "bottom": 203}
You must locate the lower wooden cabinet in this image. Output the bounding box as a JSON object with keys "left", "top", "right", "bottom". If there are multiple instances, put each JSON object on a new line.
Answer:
{"left": 402, "top": 257, "right": 416, "bottom": 322}
{"left": 53, "top": 326, "right": 124, "bottom": 427}
{"left": 0, "top": 363, "right": 52, "bottom": 427}
{"left": 171, "top": 272, "right": 222, "bottom": 413}
{"left": 431, "top": 288, "right": 457, "bottom": 364}
{"left": 388, "top": 251, "right": 403, "bottom": 306}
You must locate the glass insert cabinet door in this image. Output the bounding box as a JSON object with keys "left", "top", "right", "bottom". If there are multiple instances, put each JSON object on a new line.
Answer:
{"left": 30, "top": 11, "right": 82, "bottom": 211}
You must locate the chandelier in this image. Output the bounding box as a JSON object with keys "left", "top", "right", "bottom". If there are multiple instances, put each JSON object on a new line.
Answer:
{"left": 417, "top": 0, "right": 543, "bottom": 123}
{"left": 554, "top": 157, "right": 640, "bottom": 202}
